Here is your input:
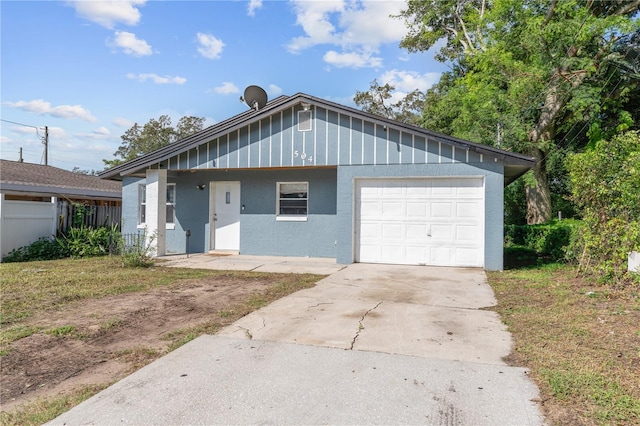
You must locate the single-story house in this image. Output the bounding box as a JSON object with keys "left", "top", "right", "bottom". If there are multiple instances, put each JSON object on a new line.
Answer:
{"left": 0, "top": 160, "right": 121, "bottom": 260}
{"left": 100, "top": 92, "right": 534, "bottom": 270}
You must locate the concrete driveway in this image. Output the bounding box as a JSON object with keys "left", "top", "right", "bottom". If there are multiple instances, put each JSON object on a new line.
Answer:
{"left": 48, "top": 263, "right": 544, "bottom": 425}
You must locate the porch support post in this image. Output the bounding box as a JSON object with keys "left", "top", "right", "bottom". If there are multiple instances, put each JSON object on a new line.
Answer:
{"left": 145, "top": 169, "right": 167, "bottom": 256}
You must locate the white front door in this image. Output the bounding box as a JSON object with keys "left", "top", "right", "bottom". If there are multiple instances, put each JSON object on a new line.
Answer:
{"left": 210, "top": 181, "right": 241, "bottom": 251}
{"left": 355, "top": 177, "right": 484, "bottom": 267}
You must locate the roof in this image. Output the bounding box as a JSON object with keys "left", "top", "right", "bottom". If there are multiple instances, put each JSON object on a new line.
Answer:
{"left": 0, "top": 160, "right": 121, "bottom": 200}
{"left": 100, "top": 93, "right": 535, "bottom": 185}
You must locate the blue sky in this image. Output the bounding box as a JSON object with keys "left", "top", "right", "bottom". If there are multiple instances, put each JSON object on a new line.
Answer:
{"left": 1, "top": 1, "right": 445, "bottom": 171}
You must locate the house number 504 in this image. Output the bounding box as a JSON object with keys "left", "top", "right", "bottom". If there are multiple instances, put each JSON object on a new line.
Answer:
{"left": 294, "top": 150, "right": 313, "bottom": 163}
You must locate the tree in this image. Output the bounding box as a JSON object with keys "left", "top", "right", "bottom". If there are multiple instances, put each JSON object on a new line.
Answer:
{"left": 567, "top": 130, "right": 640, "bottom": 283}
{"left": 104, "top": 115, "right": 205, "bottom": 168}
{"left": 396, "top": 0, "right": 640, "bottom": 223}
{"left": 354, "top": 79, "right": 426, "bottom": 126}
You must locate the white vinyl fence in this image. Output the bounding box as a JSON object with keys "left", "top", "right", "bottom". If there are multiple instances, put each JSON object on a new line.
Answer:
{"left": 0, "top": 196, "right": 56, "bottom": 260}
{"left": 0, "top": 195, "right": 122, "bottom": 261}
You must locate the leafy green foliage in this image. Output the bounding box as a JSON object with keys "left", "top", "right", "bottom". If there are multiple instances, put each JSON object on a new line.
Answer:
{"left": 104, "top": 115, "right": 205, "bottom": 168}
{"left": 505, "top": 219, "right": 580, "bottom": 261}
{"left": 353, "top": 79, "right": 426, "bottom": 125}
{"left": 58, "top": 225, "right": 121, "bottom": 258}
{"left": 567, "top": 130, "right": 640, "bottom": 283}
{"left": 120, "top": 230, "right": 155, "bottom": 268}
{"left": 394, "top": 0, "right": 640, "bottom": 224}
{"left": 2, "top": 237, "right": 69, "bottom": 263}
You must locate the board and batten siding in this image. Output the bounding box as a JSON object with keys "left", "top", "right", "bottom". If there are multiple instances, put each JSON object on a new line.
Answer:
{"left": 153, "top": 106, "right": 486, "bottom": 171}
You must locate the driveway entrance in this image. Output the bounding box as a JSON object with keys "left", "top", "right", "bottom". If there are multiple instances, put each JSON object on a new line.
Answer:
{"left": 219, "top": 263, "right": 511, "bottom": 364}
{"left": 48, "top": 263, "right": 545, "bottom": 425}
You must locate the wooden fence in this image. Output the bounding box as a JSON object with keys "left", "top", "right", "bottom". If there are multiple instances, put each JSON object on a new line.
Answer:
{"left": 57, "top": 201, "right": 122, "bottom": 233}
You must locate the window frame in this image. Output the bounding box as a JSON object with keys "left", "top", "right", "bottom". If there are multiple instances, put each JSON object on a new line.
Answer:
{"left": 166, "top": 183, "right": 176, "bottom": 228}
{"left": 137, "top": 183, "right": 176, "bottom": 229}
{"left": 276, "top": 181, "right": 308, "bottom": 222}
{"left": 138, "top": 184, "right": 146, "bottom": 225}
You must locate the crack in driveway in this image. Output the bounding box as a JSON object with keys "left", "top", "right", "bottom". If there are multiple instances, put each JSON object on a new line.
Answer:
{"left": 349, "top": 301, "right": 383, "bottom": 350}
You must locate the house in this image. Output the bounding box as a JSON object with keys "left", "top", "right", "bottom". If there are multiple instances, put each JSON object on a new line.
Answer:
{"left": 0, "top": 160, "right": 121, "bottom": 260}
{"left": 100, "top": 92, "right": 534, "bottom": 270}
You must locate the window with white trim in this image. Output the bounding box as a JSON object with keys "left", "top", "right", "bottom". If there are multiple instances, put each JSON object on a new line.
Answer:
{"left": 166, "top": 184, "right": 176, "bottom": 224}
{"left": 277, "top": 182, "right": 308, "bottom": 220}
{"left": 138, "top": 184, "right": 176, "bottom": 226}
{"left": 138, "top": 184, "right": 146, "bottom": 224}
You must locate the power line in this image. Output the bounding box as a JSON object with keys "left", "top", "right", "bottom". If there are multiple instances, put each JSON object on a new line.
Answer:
{"left": 0, "top": 118, "right": 44, "bottom": 130}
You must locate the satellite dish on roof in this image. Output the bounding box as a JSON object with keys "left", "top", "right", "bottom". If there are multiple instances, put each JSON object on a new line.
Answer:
{"left": 242, "top": 85, "right": 268, "bottom": 111}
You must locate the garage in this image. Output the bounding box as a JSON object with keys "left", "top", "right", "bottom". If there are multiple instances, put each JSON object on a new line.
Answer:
{"left": 355, "top": 177, "right": 485, "bottom": 267}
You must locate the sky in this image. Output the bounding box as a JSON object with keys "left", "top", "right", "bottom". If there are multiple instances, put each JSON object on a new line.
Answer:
{"left": 1, "top": 0, "right": 446, "bottom": 172}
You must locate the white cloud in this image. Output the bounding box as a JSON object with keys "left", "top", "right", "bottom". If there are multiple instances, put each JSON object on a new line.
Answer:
{"left": 247, "top": 0, "right": 262, "bottom": 16}
{"left": 112, "top": 117, "right": 134, "bottom": 127}
{"left": 110, "top": 31, "right": 152, "bottom": 56}
{"left": 380, "top": 69, "right": 440, "bottom": 91}
{"left": 268, "top": 84, "right": 283, "bottom": 96}
{"left": 196, "top": 33, "right": 225, "bottom": 59}
{"left": 286, "top": 1, "right": 344, "bottom": 53}
{"left": 323, "top": 50, "right": 382, "bottom": 68}
{"left": 287, "top": 0, "right": 407, "bottom": 69}
{"left": 71, "top": 0, "right": 146, "bottom": 29}
{"left": 214, "top": 82, "right": 239, "bottom": 94}
{"left": 43, "top": 126, "right": 67, "bottom": 140}
{"left": 93, "top": 126, "right": 111, "bottom": 136}
{"left": 127, "top": 73, "right": 187, "bottom": 85}
{"left": 378, "top": 69, "right": 440, "bottom": 103}
{"left": 4, "top": 99, "right": 97, "bottom": 122}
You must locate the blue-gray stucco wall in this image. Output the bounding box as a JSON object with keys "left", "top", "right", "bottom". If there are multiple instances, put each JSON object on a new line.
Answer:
{"left": 122, "top": 169, "right": 337, "bottom": 258}
{"left": 335, "top": 162, "right": 505, "bottom": 270}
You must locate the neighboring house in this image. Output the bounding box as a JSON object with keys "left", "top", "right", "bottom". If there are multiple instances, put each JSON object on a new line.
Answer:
{"left": 100, "top": 93, "right": 534, "bottom": 270}
{"left": 0, "top": 160, "right": 121, "bottom": 260}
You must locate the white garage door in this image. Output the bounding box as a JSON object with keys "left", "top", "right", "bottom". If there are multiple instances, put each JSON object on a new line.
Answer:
{"left": 355, "top": 178, "right": 484, "bottom": 267}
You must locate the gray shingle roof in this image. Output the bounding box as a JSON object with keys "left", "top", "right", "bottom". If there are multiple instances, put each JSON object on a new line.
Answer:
{"left": 0, "top": 160, "right": 121, "bottom": 199}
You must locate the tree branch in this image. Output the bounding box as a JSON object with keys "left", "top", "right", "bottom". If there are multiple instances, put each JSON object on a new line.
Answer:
{"left": 614, "top": 0, "right": 640, "bottom": 16}
{"left": 543, "top": 0, "right": 558, "bottom": 26}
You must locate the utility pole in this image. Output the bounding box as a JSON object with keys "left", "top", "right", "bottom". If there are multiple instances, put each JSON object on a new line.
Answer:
{"left": 43, "top": 126, "right": 49, "bottom": 165}
{"left": 19, "top": 147, "right": 23, "bottom": 162}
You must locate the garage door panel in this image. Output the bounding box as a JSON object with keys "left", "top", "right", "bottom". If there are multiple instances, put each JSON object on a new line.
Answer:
{"left": 405, "top": 224, "right": 428, "bottom": 241}
{"left": 431, "top": 202, "right": 453, "bottom": 217}
{"left": 359, "top": 222, "right": 380, "bottom": 240}
{"left": 360, "top": 201, "right": 380, "bottom": 217}
{"left": 381, "top": 223, "right": 403, "bottom": 239}
{"left": 380, "top": 244, "right": 405, "bottom": 263}
{"left": 456, "top": 248, "right": 482, "bottom": 265}
{"left": 456, "top": 202, "right": 482, "bottom": 218}
{"left": 456, "top": 225, "right": 480, "bottom": 241}
{"left": 430, "top": 224, "right": 453, "bottom": 240}
{"left": 381, "top": 202, "right": 403, "bottom": 217}
{"left": 406, "top": 202, "right": 427, "bottom": 217}
{"left": 356, "top": 178, "right": 484, "bottom": 267}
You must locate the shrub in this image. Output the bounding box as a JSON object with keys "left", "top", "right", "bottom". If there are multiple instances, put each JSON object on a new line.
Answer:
{"left": 120, "top": 230, "right": 155, "bottom": 268}
{"left": 58, "top": 225, "right": 121, "bottom": 258}
{"left": 2, "top": 237, "right": 69, "bottom": 263}
{"left": 567, "top": 130, "right": 640, "bottom": 284}
{"left": 504, "top": 219, "right": 580, "bottom": 262}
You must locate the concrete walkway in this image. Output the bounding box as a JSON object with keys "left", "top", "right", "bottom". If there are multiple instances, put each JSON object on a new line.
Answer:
{"left": 157, "top": 253, "right": 346, "bottom": 275}
{"left": 48, "top": 263, "right": 545, "bottom": 425}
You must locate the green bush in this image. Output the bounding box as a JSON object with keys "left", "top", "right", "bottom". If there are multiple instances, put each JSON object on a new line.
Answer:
{"left": 58, "top": 225, "right": 121, "bottom": 258}
{"left": 120, "top": 231, "right": 155, "bottom": 268}
{"left": 2, "top": 237, "right": 69, "bottom": 263}
{"left": 567, "top": 131, "right": 640, "bottom": 284}
{"left": 505, "top": 219, "right": 580, "bottom": 261}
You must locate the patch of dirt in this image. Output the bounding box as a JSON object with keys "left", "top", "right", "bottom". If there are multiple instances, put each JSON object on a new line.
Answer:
{"left": 1, "top": 277, "right": 272, "bottom": 411}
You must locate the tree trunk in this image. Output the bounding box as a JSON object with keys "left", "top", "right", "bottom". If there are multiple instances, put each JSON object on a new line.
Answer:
{"left": 525, "top": 149, "right": 552, "bottom": 224}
